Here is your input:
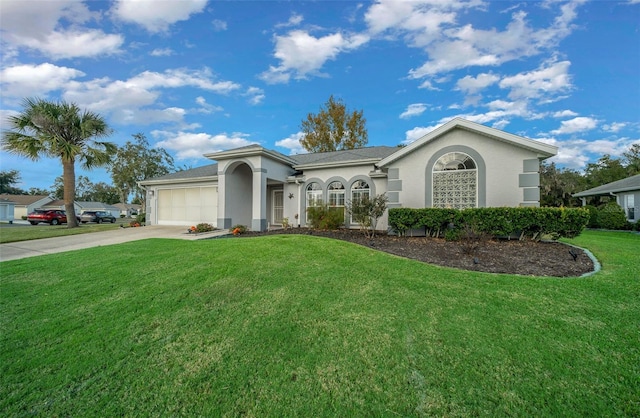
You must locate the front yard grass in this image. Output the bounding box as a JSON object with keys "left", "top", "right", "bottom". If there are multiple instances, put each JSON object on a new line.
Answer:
{"left": 1, "top": 230, "right": 638, "bottom": 416}
{"left": 0, "top": 221, "right": 126, "bottom": 243}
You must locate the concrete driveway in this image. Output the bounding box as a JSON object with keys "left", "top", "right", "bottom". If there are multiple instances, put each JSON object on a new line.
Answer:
{"left": 0, "top": 225, "right": 229, "bottom": 262}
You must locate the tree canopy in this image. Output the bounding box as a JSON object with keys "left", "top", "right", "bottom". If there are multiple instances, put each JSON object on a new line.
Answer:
{"left": 108, "top": 133, "right": 174, "bottom": 204}
{"left": 299, "top": 95, "right": 368, "bottom": 153}
{"left": 0, "top": 170, "right": 26, "bottom": 194}
{"left": 1, "top": 98, "right": 114, "bottom": 227}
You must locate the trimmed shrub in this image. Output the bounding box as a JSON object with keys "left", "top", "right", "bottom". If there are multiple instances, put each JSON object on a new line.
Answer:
{"left": 388, "top": 207, "right": 589, "bottom": 240}
{"left": 195, "top": 223, "right": 215, "bottom": 233}
{"left": 307, "top": 204, "right": 344, "bottom": 230}
{"left": 594, "top": 202, "right": 630, "bottom": 230}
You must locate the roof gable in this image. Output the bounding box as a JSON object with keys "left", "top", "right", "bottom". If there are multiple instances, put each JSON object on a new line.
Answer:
{"left": 574, "top": 174, "right": 640, "bottom": 197}
{"left": 378, "top": 118, "right": 557, "bottom": 167}
{"left": 0, "top": 194, "right": 51, "bottom": 206}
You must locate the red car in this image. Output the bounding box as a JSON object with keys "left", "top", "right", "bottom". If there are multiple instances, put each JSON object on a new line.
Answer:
{"left": 27, "top": 209, "right": 80, "bottom": 226}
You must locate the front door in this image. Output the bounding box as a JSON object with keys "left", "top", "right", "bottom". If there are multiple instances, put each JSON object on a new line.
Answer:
{"left": 273, "top": 190, "right": 284, "bottom": 225}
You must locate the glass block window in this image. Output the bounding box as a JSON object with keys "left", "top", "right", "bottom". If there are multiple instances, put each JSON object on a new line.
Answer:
{"left": 306, "top": 182, "right": 322, "bottom": 207}
{"left": 433, "top": 152, "right": 477, "bottom": 209}
{"left": 328, "top": 181, "right": 345, "bottom": 207}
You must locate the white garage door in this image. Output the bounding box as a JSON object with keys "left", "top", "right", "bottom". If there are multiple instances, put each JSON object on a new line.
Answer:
{"left": 157, "top": 186, "right": 217, "bottom": 226}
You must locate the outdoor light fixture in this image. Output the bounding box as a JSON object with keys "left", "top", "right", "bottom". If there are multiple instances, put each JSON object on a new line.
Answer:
{"left": 288, "top": 193, "right": 294, "bottom": 199}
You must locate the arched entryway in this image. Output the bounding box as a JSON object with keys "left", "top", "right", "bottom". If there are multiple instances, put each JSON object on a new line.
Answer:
{"left": 224, "top": 162, "right": 253, "bottom": 227}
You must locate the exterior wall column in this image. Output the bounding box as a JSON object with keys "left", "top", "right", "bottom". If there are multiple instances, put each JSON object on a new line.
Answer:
{"left": 216, "top": 172, "right": 232, "bottom": 229}
{"left": 252, "top": 168, "right": 268, "bottom": 231}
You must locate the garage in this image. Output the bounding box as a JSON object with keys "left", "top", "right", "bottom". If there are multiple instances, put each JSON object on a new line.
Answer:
{"left": 157, "top": 186, "right": 217, "bottom": 226}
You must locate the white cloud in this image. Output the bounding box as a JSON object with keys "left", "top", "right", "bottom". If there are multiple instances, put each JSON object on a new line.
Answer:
{"left": 150, "top": 48, "right": 174, "bottom": 56}
{"left": 550, "top": 116, "right": 598, "bottom": 135}
{"left": 404, "top": 124, "right": 442, "bottom": 144}
{"left": 111, "top": 0, "right": 208, "bottom": 33}
{"left": 153, "top": 130, "right": 256, "bottom": 160}
{"left": 499, "top": 60, "right": 572, "bottom": 101}
{"left": 399, "top": 103, "right": 428, "bottom": 119}
{"left": 61, "top": 68, "right": 240, "bottom": 125}
{"left": 0, "top": 0, "right": 123, "bottom": 59}
{"left": 602, "top": 122, "right": 627, "bottom": 133}
{"left": 366, "top": 0, "right": 584, "bottom": 80}
{"left": 212, "top": 19, "right": 228, "bottom": 31}
{"left": 245, "top": 87, "right": 265, "bottom": 105}
{"left": 276, "top": 132, "right": 306, "bottom": 155}
{"left": 194, "top": 96, "right": 223, "bottom": 114}
{"left": 260, "top": 30, "right": 369, "bottom": 83}
{"left": 456, "top": 73, "right": 500, "bottom": 95}
{"left": 276, "top": 13, "right": 304, "bottom": 28}
{"left": 553, "top": 110, "right": 578, "bottom": 118}
{"left": 0, "top": 63, "right": 85, "bottom": 98}
{"left": 418, "top": 80, "right": 441, "bottom": 91}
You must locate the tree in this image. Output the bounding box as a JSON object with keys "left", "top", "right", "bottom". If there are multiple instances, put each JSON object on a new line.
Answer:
{"left": 346, "top": 193, "right": 388, "bottom": 238}
{"left": 622, "top": 143, "right": 640, "bottom": 176}
{"left": 539, "top": 162, "right": 586, "bottom": 207}
{"left": 299, "top": 95, "right": 368, "bottom": 153}
{"left": 1, "top": 98, "right": 114, "bottom": 227}
{"left": 584, "top": 154, "right": 627, "bottom": 188}
{"left": 109, "top": 133, "right": 174, "bottom": 205}
{"left": 0, "top": 169, "right": 26, "bottom": 194}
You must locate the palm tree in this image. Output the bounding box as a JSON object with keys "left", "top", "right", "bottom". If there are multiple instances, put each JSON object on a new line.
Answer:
{"left": 1, "top": 98, "right": 115, "bottom": 227}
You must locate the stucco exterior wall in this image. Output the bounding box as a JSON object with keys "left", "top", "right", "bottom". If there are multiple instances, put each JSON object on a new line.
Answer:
{"left": 387, "top": 128, "right": 541, "bottom": 209}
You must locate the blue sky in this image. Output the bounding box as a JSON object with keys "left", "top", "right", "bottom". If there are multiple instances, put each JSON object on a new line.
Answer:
{"left": 1, "top": 0, "right": 639, "bottom": 192}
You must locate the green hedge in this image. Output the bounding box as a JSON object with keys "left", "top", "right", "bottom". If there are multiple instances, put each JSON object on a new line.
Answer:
{"left": 388, "top": 207, "right": 590, "bottom": 240}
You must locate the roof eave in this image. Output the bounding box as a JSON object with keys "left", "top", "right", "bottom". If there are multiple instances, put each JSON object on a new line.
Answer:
{"left": 205, "top": 146, "right": 296, "bottom": 166}
{"left": 378, "top": 118, "right": 558, "bottom": 167}
{"left": 293, "top": 158, "right": 381, "bottom": 170}
{"left": 139, "top": 175, "right": 218, "bottom": 186}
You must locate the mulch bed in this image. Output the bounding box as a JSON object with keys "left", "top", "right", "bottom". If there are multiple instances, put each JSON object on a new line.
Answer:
{"left": 242, "top": 228, "right": 595, "bottom": 277}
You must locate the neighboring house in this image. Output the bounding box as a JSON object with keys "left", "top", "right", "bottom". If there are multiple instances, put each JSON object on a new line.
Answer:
{"left": 0, "top": 198, "right": 16, "bottom": 223}
{"left": 140, "top": 118, "right": 558, "bottom": 231}
{"left": 573, "top": 174, "right": 640, "bottom": 223}
{"left": 42, "top": 200, "right": 120, "bottom": 217}
{"left": 0, "top": 194, "right": 53, "bottom": 219}
{"left": 113, "top": 203, "right": 142, "bottom": 218}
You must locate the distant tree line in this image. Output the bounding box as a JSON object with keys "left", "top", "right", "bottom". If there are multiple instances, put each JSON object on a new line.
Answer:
{"left": 540, "top": 144, "right": 639, "bottom": 207}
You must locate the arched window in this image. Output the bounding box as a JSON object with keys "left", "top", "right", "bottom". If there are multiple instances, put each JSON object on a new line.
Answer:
{"left": 432, "top": 152, "right": 477, "bottom": 209}
{"left": 350, "top": 180, "right": 370, "bottom": 223}
{"left": 351, "top": 180, "right": 370, "bottom": 203}
{"left": 306, "top": 182, "right": 322, "bottom": 207}
{"left": 328, "top": 181, "right": 345, "bottom": 208}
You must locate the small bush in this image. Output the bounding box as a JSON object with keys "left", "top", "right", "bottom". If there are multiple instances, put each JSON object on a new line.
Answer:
{"left": 307, "top": 204, "right": 344, "bottom": 230}
{"left": 230, "top": 224, "right": 247, "bottom": 235}
{"left": 594, "top": 202, "right": 630, "bottom": 230}
{"left": 195, "top": 223, "right": 215, "bottom": 233}
{"left": 135, "top": 213, "right": 146, "bottom": 224}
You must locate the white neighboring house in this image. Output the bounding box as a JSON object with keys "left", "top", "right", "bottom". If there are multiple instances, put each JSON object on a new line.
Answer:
{"left": 113, "top": 203, "right": 142, "bottom": 218}
{"left": 140, "top": 118, "right": 558, "bottom": 231}
{"left": 0, "top": 197, "right": 16, "bottom": 223}
{"left": 574, "top": 174, "right": 640, "bottom": 224}
{"left": 0, "top": 194, "right": 53, "bottom": 219}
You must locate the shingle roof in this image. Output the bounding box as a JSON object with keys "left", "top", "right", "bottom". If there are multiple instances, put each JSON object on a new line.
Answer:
{"left": 141, "top": 163, "right": 219, "bottom": 183}
{"left": 0, "top": 194, "right": 50, "bottom": 206}
{"left": 573, "top": 174, "right": 640, "bottom": 197}
{"left": 289, "top": 146, "right": 398, "bottom": 166}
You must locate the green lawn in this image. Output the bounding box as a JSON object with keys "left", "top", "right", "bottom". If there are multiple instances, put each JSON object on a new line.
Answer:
{"left": 0, "top": 221, "right": 126, "bottom": 243}
{"left": 1, "top": 230, "right": 638, "bottom": 416}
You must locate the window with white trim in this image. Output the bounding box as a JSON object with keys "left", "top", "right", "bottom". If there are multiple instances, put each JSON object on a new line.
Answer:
{"left": 350, "top": 180, "right": 370, "bottom": 224}
{"left": 328, "top": 181, "right": 345, "bottom": 208}
{"left": 306, "top": 182, "right": 322, "bottom": 208}
{"left": 626, "top": 194, "right": 635, "bottom": 220}
{"left": 432, "top": 152, "right": 477, "bottom": 209}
